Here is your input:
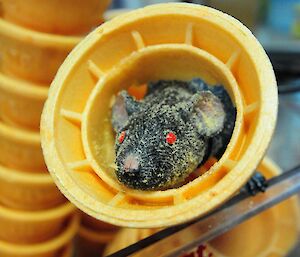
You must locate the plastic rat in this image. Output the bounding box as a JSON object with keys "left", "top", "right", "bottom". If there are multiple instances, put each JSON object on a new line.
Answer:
{"left": 111, "top": 79, "right": 236, "bottom": 190}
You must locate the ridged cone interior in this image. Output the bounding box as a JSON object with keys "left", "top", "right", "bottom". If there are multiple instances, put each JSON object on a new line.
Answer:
{"left": 104, "top": 158, "right": 300, "bottom": 257}
{"left": 41, "top": 3, "right": 278, "bottom": 227}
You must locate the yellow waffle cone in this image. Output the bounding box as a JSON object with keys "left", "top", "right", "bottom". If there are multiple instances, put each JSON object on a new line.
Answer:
{"left": 1, "top": 0, "right": 111, "bottom": 35}
{"left": 105, "top": 158, "right": 300, "bottom": 257}
{"left": 80, "top": 211, "right": 118, "bottom": 231}
{"left": 76, "top": 225, "right": 118, "bottom": 257}
{"left": 0, "top": 163, "right": 66, "bottom": 210}
{"left": 0, "top": 18, "right": 81, "bottom": 84}
{"left": 205, "top": 158, "right": 300, "bottom": 257}
{"left": 0, "top": 213, "right": 79, "bottom": 257}
{"left": 104, "top": 228, "right": 157, "bottom": 256}
{"left": 0, "top": 120, "right": 45, "bottom": 172}
{"left": 60, "top": 244, "right": 73, "bottom": 257}
{"left": 103, "top": 8, "right": 132, "bottom": 21}
{"left": 41, "top": 3, "right": 277, "bottom": 228}
{"left": 0, "top": 201, "right": 76, "bottom": 244}
{"left": 0, "top": 73, "right": 48, "bottom": 131}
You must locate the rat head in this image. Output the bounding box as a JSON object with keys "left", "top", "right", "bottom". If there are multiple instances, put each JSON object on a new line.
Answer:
{"left": 111, "top": 88, "right": 225, "bottom": 190}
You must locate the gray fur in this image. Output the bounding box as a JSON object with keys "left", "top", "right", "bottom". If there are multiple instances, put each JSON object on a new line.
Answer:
{"left": 111, "top": 79, "right": 236, "bottom": 190}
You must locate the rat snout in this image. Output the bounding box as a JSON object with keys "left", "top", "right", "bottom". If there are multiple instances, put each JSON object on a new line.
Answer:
{"left": 123, "top": 153, "right": 140, "bottom": 173}
{"left": 117, "top": 151, "right": 166, "bottom": 190}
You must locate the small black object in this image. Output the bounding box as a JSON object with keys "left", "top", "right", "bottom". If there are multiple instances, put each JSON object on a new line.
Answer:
{"left": 244, "top": 171, "right": 268, "bottom": 196}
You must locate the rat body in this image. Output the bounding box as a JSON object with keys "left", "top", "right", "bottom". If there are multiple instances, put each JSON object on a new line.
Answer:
{"left": 111, "top": 79, "right": 236, "bottom": 190}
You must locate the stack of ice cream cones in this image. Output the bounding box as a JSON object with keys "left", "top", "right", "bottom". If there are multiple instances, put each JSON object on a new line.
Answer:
{"left": 75, "top": 211, "right": 119, "bottom": 257}
{"left": 0, "top": 0, "right": 111, "bottom": 256}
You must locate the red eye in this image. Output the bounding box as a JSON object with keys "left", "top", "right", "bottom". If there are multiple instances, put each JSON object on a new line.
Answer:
{"left": 166, "top": 132, "right": 177, "bottom": 144}
{"left": 118, "top": 131, "right": 126, "bottom": 144}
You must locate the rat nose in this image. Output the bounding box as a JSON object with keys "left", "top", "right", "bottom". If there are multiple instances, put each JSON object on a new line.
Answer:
{"left": 123, "top": 154, "right": 140, "bottom": 173}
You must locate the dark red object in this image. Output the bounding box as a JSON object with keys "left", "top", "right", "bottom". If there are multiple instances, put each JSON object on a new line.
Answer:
{"left": 196, "top": 245, "right": 207, "bottom": 257}
{"left": 166, "top": 131, "right": 177, "bottom": 144}
{"left": 118, "top": 131, "right": 126, "bottom": 144}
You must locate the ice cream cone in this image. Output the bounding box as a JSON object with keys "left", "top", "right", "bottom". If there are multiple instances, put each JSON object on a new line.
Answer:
{"left": 41, "top": 3, "right": 277, "bottom": 228}
{"left": 0, "top": 18, "right": 81, "bottom": 84}
{"left": 104, "top": 228, "right": 157, "bottom": 256}
{"left": 60, "top": 244, "right": 73, "bottom": 257}
{"left": 0, "top": 120, "right": 45, "bottom": 172}
{"left": 0, "top": 201, "right": 76, "bottom": 244}
{"left": 0, "top": 163, "right": 66, "bottom": 210}
{"left": 104, "top": 9, "right": 132, "bottom": 21}
{"left": 1, "top": 0, "right": 111, "bottom": 35}
{"left": 76, "top": 224, "right": 118, "bottom": 257}
{"left": 0, "top": 72, "right": 48, "bottom": 131}
{"left": 0, "top": 213, "right": 79, "bottom": 257}
{"left": 104, "top": 159, "right": 300, "bottom": 257}
{"left": 80, "top": 211, "right": 118, "bottom": 231}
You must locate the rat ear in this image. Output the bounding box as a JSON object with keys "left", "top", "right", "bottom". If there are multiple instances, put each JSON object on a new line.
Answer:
{"left": 111, "top": 90, "right": 141, "bottom": 131}
{"left": 190, "top": 91, "right": 225, "bottom": 137}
